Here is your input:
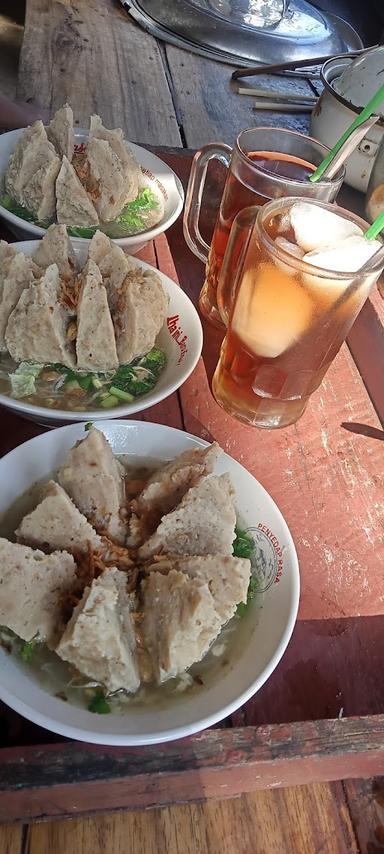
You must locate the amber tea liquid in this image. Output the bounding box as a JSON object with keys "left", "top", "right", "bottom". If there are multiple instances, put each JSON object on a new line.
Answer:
{"left": 212, "top": 201, "right": 374, "bottom": 429}
{"left": 201, "top": 151, "right": 315, "bottom": 323}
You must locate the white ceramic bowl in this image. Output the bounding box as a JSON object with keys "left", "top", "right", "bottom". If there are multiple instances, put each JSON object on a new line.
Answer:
{"left": 0, "top": 421, "right": 300, "bottom": 745}
{"left": 0, "top": 241, "right": 202, "bottom": 426}
{"left": 0, "top": 128, "right": 184, "bottom": 252}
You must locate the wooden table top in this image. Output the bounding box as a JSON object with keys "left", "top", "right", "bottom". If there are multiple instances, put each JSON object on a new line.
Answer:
{"left": 0, "top": 0, "right": 384, "bottom": 821}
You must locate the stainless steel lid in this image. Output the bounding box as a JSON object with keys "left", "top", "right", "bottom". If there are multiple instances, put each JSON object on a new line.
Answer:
{"left": 121, "top": 0, "right": 362, "bottom": 67}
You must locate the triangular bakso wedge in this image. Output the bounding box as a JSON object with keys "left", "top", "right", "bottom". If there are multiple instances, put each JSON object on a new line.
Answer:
{"left": 56, "top": 156, "right": 99, "bottom": 226}
{"left": 5, "top": 121, "right": 55, "bottom": 202}
{"left": 97, "top": 241, "right": 136, "bottom": 288}
{"left": 16, "top": 480, "right": 102, "bottom": 554}
{"left": 0, "top": 240, "right": 16, "bottom": 268}
{"left": 138, "top": 474, "right": 236, "bottom": 560}
{"left": 0, "top": 252, "right": 37, "bottom": 351}
{"left": 86, "top": 137, "right": 128, "bottom": 222}
{"left": 88, "top": 232, "right": 136, "bottom": 285}
{"left": 47, "top": 104, "right": 74, "bottom": 160}
{"left": 145, "top": 555, "right": 250, "bottom": 624}
{"left": 76, "top": 259, "right": 118, "bottom": 371}
{"left": 128, "top": 443, "right": 222, "bottom": 546}
{"left": 89, "top": 115, "right": 140, "bottom": 204}
{"left": 33, "top": 224, "right": 77, "bottom": 278}
{"left": 58, "top": 427, "right": 127, "bottom": 544}
{"left": 56, "top": 569, "right": 140, "bottom": 693}
{"left": 5, "top": 263, "right": 75, "bottom": 367}
{"left": 141, "top": 569, "right": 222, "bottom": 683}
{"left": 21, "top": 147, "right": 61, "bottom": 222}
{"left": 87, "top": 229, "right": 112, "bottom": 265}
{"left": 108, "top": 267, "right": 167, "bottom": 365}
{"left": 0, "top": 538, "right": 76, "bottom": 645}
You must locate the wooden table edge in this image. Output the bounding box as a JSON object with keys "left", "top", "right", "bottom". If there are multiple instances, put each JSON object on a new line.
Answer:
{"left": 1, "top": 715, "right": 384, "bottom": 823}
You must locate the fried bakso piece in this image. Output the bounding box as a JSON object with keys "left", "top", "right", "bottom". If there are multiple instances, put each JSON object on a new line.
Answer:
{"left": 33, "top": 224, "right": 77, "bottom": 279}
{"left": 141, "top": 569, "right": 221, "bottom": 683}
{"left": 128, "top": 443, "right": 222, "bottom": 546}
{"left": 0, "top": 240, "right": 16, "bottom": 268}
{"left": 21, "top": 148, "right": 61, "bottom": 222}
{"left": 56, "top": 568, "right": 140, "bottom": 693}
{"left": 16, "top": 480, "right": 102, "bottom": 554}
{"left": 76, "top": 259, "right": 118, "bottom": 371}
{"left": 108, "top": 267, "right": 167, "bottom": 366}
{"left": 146, "top": 554, "right": 250, "bottom": 623}
{"left": 138, "top": 474, "right": 236, "bottom": 560}
{"left": 47, "top": 104, "right": 74, "bottom": 160}
{"left": 87, "top": 137, "right": 130, "bottom": 223}
{"left": 5, "top": 121, "right": 55, "bottom": 201}
{"left": 88, "top": 232, "right": 136, "bottom": 287}
{"left": 89, "top": 115, "right": 140, "bottom": 204}
{"left": 0, "top": 538, "right": 76, "bottom": 645}
{"left": 5, "top": 263, "right": 75, "bottom": 367}
{"left": 56, "top": 156, "right": 99, "bottom": 226}
{"left": 58, "top": 427, "right": 127, "bottom": 544}
{"left": 0, "top": 251, "right": 35, "bottom": 350}
{"left": 87, "top": 229, "right": 112, "bottom": 265}
{"left": 97, "top": 242, "right": 136, "bottom": 288}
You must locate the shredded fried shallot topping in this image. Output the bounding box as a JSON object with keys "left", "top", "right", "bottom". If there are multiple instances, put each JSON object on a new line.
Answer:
{"left": 59, "top": 275, "right": 82, "bottom": 311}
{"left": 72, "top": 152, "right": 101, "bottom": 201}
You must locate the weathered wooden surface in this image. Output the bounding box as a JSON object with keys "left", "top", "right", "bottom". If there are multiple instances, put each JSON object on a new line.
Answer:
{"left": 164, "top": 46, "right": 312, "bottom": 147}
{"left": 343, "top": 776, "right": 384, "bottom": 853}
{"left": 0, "top": 824, "right": 22, "bottom": 854}
{"left": 20, "top": 0, "right": 313, "bottom": 148}
{"left": 24, "top": 782, "right": 357, "bottom": 853}
{"left": 18, "top": 0, "right": 182, "bottom": 145}
{"left": 1, "top": 718, "right": 384, "bottom": 822}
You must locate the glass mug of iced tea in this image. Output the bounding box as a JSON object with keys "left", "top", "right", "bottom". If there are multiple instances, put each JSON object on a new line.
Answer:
{"left": 183, "top": 127, "right": 345, "bottom": 327}
{"left": 212, "top": 197, "right": 384, "bottom": 429}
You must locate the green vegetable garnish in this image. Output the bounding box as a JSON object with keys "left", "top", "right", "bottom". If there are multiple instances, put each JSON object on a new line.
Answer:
{"left": 87, "top": 689, "right": 111, "bottom": 714}
{"left": 116, "top": 188, "right": 159, "bottom": 230}
{"left": 67, "top": 225, "right": 97, "bottom": 238}
{"left": 0, "top": 187, "right": 159, "bottom": 237}
{"left": 77, "top": 374, "right": 93, "bottom": 391}
{"left": 9, "top": 362, "right": 44, "bottom": 398}
{"left": 110, "top": 348, "right": 166, "bottom": 397}
{"left": 84, "top": 422, "right": 93, "bottom": 431}
{"left": 109, "top": 386, "right": 134, "bottom": 403}
{"left": 232, "top": 527, "right": 254, "bottom": 559}
{"left": 233, "top": 528, "right": 259, "bottom": 616}
{"left": 64, "top": 379, "right": 81, "bottom": 392}
{"left": 0, "top": 193, "right": 48, "bottom": 226}
{"left": 237, "top": 576, "right": 259, "bottom": 617}
{"left": 100, "top": 394, "right": 119, "bottom": 408}
{"left": 20, "top": 641, "right": 35, "bottom": 663}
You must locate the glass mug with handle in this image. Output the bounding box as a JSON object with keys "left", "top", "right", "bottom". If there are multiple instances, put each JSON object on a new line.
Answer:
{"left": 183, "top": 127, "right": 345, "bottom": 327}
{"left": 212, "top": 196, "right": 384, "bottom": 429}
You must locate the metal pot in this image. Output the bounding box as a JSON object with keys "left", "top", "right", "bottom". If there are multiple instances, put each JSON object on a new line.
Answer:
{"left": 310, "top": 54, "right": 384, "bottom": 193}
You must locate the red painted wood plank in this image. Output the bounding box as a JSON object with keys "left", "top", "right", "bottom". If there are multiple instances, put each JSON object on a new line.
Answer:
{"left": 232, "top": 615, "right": 384, "bottom": 727}
{"left": 1, "top": 717, "right": 384, "bottom": 822}
{"left": 180, "top": 353, "right": 384, "bottom": 622}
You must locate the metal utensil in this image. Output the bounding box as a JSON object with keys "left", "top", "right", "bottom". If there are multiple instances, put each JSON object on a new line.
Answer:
{"left": 231, "top": 46, "right": 377, "bottom": 80}
{"left": 320, "top": 116, "right": 381, "bottom": 180}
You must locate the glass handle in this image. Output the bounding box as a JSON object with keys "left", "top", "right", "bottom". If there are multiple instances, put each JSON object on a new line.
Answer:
{"left": 217, "top": 206, "right": 260, "bottom": 325}
{"left": 183, "top": 143, "right": 232, "bottom": 263}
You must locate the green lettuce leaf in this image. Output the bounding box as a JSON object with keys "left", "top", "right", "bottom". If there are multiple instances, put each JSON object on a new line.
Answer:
{"left": 9, "top": 362, "right": 44, "bottom": 398}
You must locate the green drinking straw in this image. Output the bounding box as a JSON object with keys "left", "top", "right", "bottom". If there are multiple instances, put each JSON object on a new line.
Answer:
{"left": 364, "top": 208, "right": 384, "bottom": 241}
{"left": 309, "top": 83, "right": 384, "bottom": 184}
